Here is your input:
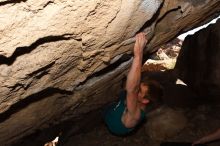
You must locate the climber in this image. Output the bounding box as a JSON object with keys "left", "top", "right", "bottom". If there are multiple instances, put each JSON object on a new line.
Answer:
{"left": 192, "top": 128, "right": 220, "bottom": 145}
{"left": 103, "top": 32, "right": 163, "bottom": 135}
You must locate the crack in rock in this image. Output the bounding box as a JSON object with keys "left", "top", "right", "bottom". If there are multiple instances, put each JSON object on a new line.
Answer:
{"left": 0, "top": 34, "right": 74, "bottom": 65}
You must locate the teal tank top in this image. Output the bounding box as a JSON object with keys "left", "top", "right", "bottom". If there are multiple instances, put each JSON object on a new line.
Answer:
{"left": 104, "top": 90, "right": 145, "bottom": 135}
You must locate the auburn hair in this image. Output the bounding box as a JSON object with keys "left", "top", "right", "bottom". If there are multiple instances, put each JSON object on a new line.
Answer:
{"left": 142, "top": 80, "right": 163, "bottom": 105}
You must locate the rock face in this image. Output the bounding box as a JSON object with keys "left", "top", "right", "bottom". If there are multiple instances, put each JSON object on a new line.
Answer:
{"left": 0, "top": 0, "right": 219, "bottom": 145}
{"left": 142, "top": 38, "right": 182, "bottom": 72}
{"left": 175, "top": 19, "right": 220, "bottom": 101}
{"left": 145, "top": 106, "right": 187, "bottom": 141}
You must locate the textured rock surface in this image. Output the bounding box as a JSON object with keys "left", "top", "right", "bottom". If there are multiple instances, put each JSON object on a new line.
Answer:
{"left": 145, "top": 106, "right": 187, "bottom": 141}
{"left": 175, "top": 19, "right": 220, "bottom": 101}
{"left": 0, "top": 0, "right": 220, "bottom": 145}
{"left": 0, "top": 0, "right": 162, "bottom": 113}
{"left": 142, "top": 38, "right": 182, "bottom": 72}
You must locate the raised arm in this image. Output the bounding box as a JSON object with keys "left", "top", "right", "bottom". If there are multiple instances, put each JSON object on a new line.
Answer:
{"left": 126, "top": 33, "right": 146, "bottom": 94}
{"left": 122, "top": 33, "right": 147, "bottom": 128}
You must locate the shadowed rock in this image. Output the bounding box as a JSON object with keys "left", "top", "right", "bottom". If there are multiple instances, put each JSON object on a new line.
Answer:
{"left": 0, "top": 0, "right": 220, "bottom": 145}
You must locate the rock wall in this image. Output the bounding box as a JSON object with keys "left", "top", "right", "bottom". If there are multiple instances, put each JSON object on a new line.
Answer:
{"left": 0, "top": 0, "right": 160, "bottom": 113}
{"left": 0, "top": 0, "right": 220, "bottom": 145}
{"left": 175, "top": 19, "right": 220, "bottom": 101}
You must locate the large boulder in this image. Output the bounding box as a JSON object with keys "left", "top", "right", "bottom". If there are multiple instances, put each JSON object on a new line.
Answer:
{"left": 0, "top": 0, "right": 219, "bottom": 145}
{"left": 145, "top": 106, "right": 187, "bottom": 141}
{"left": 175, "top": 19, "right": 220, "bottom": 101}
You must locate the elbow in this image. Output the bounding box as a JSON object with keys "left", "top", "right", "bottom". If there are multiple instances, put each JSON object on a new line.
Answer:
{"left": 126, "top": 84, "right": 139, "bottom": 94}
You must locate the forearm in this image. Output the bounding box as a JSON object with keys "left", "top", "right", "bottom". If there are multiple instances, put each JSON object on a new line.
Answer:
{"left": 126, "top": 54, "right": 143, "bottom": 93}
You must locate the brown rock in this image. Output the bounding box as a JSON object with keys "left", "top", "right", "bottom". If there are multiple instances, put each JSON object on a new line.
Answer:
{"left": 0, "top": 0, "right": 219, "bottom": 145}
{"left": 175, "top": 19, "right": 220, "bottom": 101}
{"left": 145, "top": 106, "right": 187, "bottom": 141}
